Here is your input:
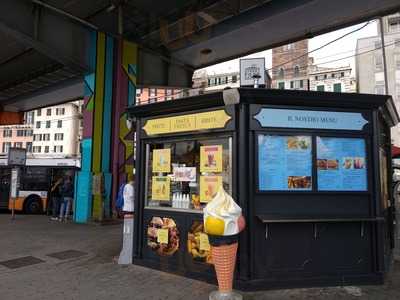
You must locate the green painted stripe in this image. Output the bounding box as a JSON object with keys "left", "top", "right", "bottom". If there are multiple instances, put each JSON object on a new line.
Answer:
{"left": 92, "top": 32, "right": 106, "bottom": 173}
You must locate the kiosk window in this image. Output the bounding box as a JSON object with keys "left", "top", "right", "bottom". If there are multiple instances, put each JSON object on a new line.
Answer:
{"left": 258, "top": 135, "right": 312, "bottom": 191}
{"left": 145, "top": 137, "right": 232, "bottom": 212}
{"left": 317, "top": 137, "right": 367, "bottom": 191}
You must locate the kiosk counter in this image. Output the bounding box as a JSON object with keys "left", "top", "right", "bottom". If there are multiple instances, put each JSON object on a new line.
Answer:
{"left": 128, "top": 88, "right": 399, "bottom": 290}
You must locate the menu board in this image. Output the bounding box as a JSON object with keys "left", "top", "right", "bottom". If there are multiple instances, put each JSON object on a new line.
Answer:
{"left": 200, "top": 145, "right": 223, "bottom": 173}
{"left": 317, "top": 137, "right": 367, "bottom": 191}
{"left": 258, "top": 135, "right": 312, "bottom": 190}
{"left": 152, "top": 149, "right": 171, "bottom": 173}
{"left": 151, "top": 176, "right": 171, "bottom": 201}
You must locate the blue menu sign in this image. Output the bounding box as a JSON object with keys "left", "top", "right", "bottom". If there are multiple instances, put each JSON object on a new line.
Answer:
{"left": 317, "top": 137, "right": 367, "bottom": 191}
{"left": 259, "top": 135, "right": 312, "bottom": 191}
{"left": 254, "top": 108, "right": 368, "bottom": 130}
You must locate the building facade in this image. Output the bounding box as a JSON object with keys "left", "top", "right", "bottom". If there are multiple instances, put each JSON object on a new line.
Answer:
{"left": 356, "top": 13, "right": 400, "bottom": 145}
{"left": 0, "top": 112, "right": 34, "bottom": 155}
{"left": 272, "top": 40, "right": 310, "bottom": 90}
{"left": 32, "top": 101, "right": 82, "bottom": 157}
{"left": 309, "top": 65, "right": 356, "bottom": 93}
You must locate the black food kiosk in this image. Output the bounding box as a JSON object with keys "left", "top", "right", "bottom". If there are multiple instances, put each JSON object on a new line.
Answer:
{"left": 129, "top": 88, "right": 399, "bottom": 290}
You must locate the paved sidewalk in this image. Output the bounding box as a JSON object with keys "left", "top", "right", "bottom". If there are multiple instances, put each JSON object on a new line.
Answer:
{"left": 0, "top": 214, "right": 399, "bottom": 300}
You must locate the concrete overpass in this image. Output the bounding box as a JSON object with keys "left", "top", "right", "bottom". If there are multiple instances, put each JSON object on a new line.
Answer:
{"left": 0, "top": 0, "right": 399, "bottom": 222}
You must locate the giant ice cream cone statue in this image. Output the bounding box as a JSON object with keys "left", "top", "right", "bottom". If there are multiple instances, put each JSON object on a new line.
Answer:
{"left": 204, "top": 187, "right": 245, "bottom": 300}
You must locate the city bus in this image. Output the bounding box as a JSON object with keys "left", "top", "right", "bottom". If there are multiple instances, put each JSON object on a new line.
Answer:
{"left": 0, "top": 157, "right": 80, "bottom": 214}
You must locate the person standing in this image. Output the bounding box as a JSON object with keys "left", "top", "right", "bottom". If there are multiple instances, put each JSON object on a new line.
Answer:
{"left": 59, "top": 176, "right": 74, "bottom": 222}
{"left": 50, "top": 177, "right": 63, "bottom": 221}
{"left": 118, "top": 174, "right": 135, "bottom": 264}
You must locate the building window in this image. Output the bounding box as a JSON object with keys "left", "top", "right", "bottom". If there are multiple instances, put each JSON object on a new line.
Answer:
{"left": 331, "top": 73, "right": 335, "bottom": 78}
{"left": 46, "top": 120, "right": 51, "bottom": 128}
{"left": 33, "top": 146, "right": 41, "bottom": 153}
{"left": 166, "top": 89, "right": 172, "bottom": 101}
{"left": 36, "top": 121, "right": 41, "bottom": 129}
{"left": 43, "top": 134, "right": 50, "bottom": 141}
{"left": 375, "top": 85, "right": 385, "bottom": 95}
{"left": 294, "top": 66, "right": 300, "bottom": 77}
{"left": 278, "top": 68, "right": 284, "bottom": 79}
{"left": 278, "top": 82, "right": 285, "bottom": 89}
{"left": 33, "top": 134, "right": 43, "bottom": 141}
{"left": 26, "top": 142, "right": 32, "bottom": 153}
{"left": 56, "top": 107, "right": 65, "bottom": 115}
{"left": 232, "top": 75, "right": 237, "bottom": 83}
{"left": 57, "top": 120, "right": 62, "bottom": 128}
{"left": 25, "top": 111, "right": 34, "bottom": 124}
{"left": 314, "top": 76, "right": 318, "bottom": 80}
{"left": 299, "top": 80, "right": 304, "bottom": 88}
{"left": 2, "top": 142, "right": 11, "bottom": 153}
{"left": 54, "top": 145, "right": 63, "bottom": 153}
{"left": 44, "top": 146, "right": 49, "bottom": 153}
{"left": 388, "top": 16, "right": 400, "bottom": 33}
{"left": 375, "top": 54, "right": 383, "bottom": 71}
{"left": 149, "top": 88, "right": 156, "bottom": 102}
{"left": 3, "top": 129, "right": 12, "bottom": 137}
{"left": 37, "top": 109, "right": 41, "bottom": 116}
{"left": 317, "top": 85, "right": 325, "bottom": 91}
{"left": 54, "top": 133, "right": 64, "bottom": 141}
{"left": 27, "top": 130, "right": 33, "bottom": 137}
{"left": 374, "top": 41, "right": 382, "bottom": 50}
{"left": 46, "top": 108, "right": 51, "bottom": 116}
{"left": 290, "top": 81, "right": 294, "bottom": 89}
{"left": 17, "top": 130, "right": 23, "bottom": 137}
{"left": 14, "top": 142, "right": 22, "bottom": 148}
{"left": 341, "top": 72, "right": 345, "bottom": 77}
{"left": 333, "top": 83, "right": 342, "bottom": 93}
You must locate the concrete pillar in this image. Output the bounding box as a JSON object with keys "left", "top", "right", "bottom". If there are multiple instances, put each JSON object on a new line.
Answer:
{"left": 74, "top": 31, "right": 137, "bottom": 223}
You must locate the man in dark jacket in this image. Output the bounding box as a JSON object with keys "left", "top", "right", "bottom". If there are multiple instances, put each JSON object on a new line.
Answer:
{"left": 59, "top": 176, "right": 74, "bottom": 222}
{"left": 50, "top": 177, "right": 63, "bottom": 221}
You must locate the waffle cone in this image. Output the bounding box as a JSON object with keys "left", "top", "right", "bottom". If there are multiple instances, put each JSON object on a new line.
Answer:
{"left": 211, "top": 242, "right": 238, "bottom": 293}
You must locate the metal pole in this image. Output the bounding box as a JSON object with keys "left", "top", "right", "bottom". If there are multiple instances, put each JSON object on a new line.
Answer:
{"left": 379, "top": 17, "right": 389, "bottom": 95}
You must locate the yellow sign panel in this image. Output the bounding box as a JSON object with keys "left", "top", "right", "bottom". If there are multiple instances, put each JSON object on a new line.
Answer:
{"left": 152, "top": 149, "right": 171, "bottom": 173}
{"left": 143, "top": 110, "right": 231, "bottom": 136}
{"left": 200, "top": 175, "right": 222, "bottom": 203}
{"left": 151, "top": 176, "right": 171, "bottom": 201}
{"left": 200, "top": 145, "right": 223, "bottom": 173}
{"left": 157, "top": 229, "right": 169, "bottom": 244}
{"left": 199, "top": 233, "right": 211, "bottom": 251}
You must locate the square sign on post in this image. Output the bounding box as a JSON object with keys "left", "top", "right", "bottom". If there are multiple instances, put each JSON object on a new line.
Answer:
{"left": 240, "top": 58, "right": 266, "bottom": 87}
{"left": 7, "top": 147, "right": 27, "bottom": 166}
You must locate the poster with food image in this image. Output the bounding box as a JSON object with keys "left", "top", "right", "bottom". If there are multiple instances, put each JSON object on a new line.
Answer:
{"left": 317, "top": 137, "right": 367, "bottom": 191}
{"left": 200, "top": 175, "right": 222, "bottom": 203}
{"left": 200, "top": 145, "right": 222, "bottom": 173}
{"left": 258, "top": 135, "right": 312, "bottom": 190}
{"left": 147, "top": 217, "right": 180, "bottom": 256}
{"left": 151, "top": 176, "right": 171, "bottom": 201}
{"left": 152, "top": 149, "right": 171, "bottom": 173}
{"left": 187, "top": 221, "right": 212, "bottom": 264}
{"left": 173, "top": 167, "right": 196, "bottom": 182}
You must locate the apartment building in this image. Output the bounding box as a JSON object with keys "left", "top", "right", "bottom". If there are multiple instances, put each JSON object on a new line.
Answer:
{"left": 32, "top": 101, "right": 82, "bottom": 157}
{"left": 356, "top": 13, "right": 400, "bottom": 145}
{"left": 0, "top": 112, "right": 34, "bottom": 155}
{"left": 272, "top": 40, "right": 310, "bottom": 90}
{"left": 309, "top": 65, "right": 356, "bottom": 93}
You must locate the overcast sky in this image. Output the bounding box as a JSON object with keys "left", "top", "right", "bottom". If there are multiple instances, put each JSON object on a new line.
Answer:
{"left": 201, "top": 20, "right": 379, "bottom": 77}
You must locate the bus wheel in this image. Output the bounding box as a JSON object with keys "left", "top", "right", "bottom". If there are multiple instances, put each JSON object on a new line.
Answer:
{"left": 24, "top": 196, "right": 43, "bottom": 214}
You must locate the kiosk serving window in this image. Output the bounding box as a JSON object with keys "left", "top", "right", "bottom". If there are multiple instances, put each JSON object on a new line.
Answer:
{"left": 258, "top": 135, "right": 368, "bottom": 192}
{"left": 145, "top": 137, "right": 232, "bottom": 212}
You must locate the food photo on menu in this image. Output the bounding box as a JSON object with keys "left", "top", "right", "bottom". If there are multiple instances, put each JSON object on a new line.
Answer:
{"left": 287, "top": 176, "right": 312, "bottom": 189}
{"left": 147, "top": 217, "right": 180, "bottom": 256}
{"left": 187, "top": 221, "right": 212, "bottom": 264}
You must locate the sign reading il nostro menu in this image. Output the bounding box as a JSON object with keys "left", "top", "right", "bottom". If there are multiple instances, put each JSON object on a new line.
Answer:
{"left": 254, "top": 108, "right": 368, "bottom": 130}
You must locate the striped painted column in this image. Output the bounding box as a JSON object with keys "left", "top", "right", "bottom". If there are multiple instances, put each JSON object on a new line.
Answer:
{"left": 75, "top": 31, "right": 137, "bottom": 223}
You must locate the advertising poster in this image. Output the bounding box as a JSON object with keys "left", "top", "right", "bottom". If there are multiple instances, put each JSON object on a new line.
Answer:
{"left": 151, "top": 176, "right": 171, "bottom": 201}
{"left": 173, "top": 167, "right": 196, "bottom": 182}
{"left": 200, "top": 145, "right": 223, "bottom": 173}
{"left": 317, "top": 137, "right": 367, "bottom": 191}
{"left": 200, "top": 175, "right": 222, "bottom": 202}
{"left": 152, "top": 149, "right": 171, "bottom": 173}
{"left": 258, "top": 135, "right": 312, "bottom": 190}
{"left": 147, "top": 217, "right": 179, "bottom": 256}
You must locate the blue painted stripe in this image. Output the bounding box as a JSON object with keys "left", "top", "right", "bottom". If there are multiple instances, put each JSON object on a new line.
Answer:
{"left": 81, "top": 138, "right": 92, "bottom": 172}
{"left": 101, "top": 36, "right": 114, "bottom": 172}
{"left": 128, "top": 82, "right": 135, "bottom": 106}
